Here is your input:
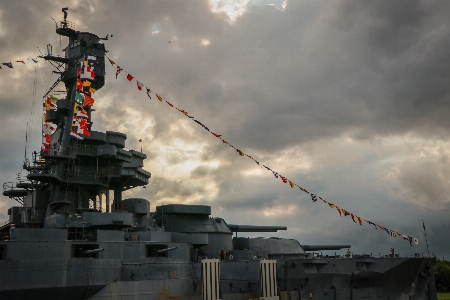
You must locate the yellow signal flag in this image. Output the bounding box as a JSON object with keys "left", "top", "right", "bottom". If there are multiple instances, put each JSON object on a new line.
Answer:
{"left": 107, "top": 57, "right": 115, "bottom": 66}
{"left": 297, "top": 185, "right": 309, "bottom": 193}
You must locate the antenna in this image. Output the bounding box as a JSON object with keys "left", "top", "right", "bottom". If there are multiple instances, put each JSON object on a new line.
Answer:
{"left": 161, "top": 204, "right": 163, "bottom": 225}
{"left": 62, "top": 7, "right": 69, "bottom": 28}
{"left": 47, "top": 44, "right": 52, "bottom": 55}
{"left": 37, "top": 47, "right": 44, "bottom": 56}
{"left": 422, "top": 220, "right": 430, "bottom": 256}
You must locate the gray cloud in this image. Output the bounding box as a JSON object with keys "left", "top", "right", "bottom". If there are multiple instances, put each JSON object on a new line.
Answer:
{"left": 397, "top": 147, "right": 450, "bottom": 209}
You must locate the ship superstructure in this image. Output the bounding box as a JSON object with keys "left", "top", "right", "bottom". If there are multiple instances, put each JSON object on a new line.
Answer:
{"left": 0, "top": 9, "right": 437, "bottom": 300}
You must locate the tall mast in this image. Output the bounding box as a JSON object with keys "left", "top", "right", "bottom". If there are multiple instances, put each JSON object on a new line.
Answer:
{"left": 42, "top": 8, "right": 106, "bottom": 213}
{"left": 3, "top": 8, "right": 151, "bottom": 230}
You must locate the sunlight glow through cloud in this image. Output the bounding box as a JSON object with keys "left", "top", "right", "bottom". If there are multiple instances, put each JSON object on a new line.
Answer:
{"left": 209, "top": 0, "right": 250, "bottom": 23}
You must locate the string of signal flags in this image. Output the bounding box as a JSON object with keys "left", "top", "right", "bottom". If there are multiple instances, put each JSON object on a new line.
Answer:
{"left": 105, "top": 55, "right": 421, "bottom": 246}
{"left": 0, "top": 58, "right": 40, "bottom": 68}
{"left": 2, "top": 54, "right": 420, "bottom": 246}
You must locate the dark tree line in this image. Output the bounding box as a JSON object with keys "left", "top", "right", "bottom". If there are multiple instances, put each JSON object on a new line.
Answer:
{"left": 434, "top": 259, "right": 450, "bottom": 292}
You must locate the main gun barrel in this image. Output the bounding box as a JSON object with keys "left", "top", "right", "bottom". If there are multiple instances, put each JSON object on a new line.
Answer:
{"left": 227, "top": 224, "right": 287, "bottom": 232}
{"left": 82, "top": 248, "right": 105, "bottom": 255}
{"left": 155, "top": 247, "right": 177, "bottom": 254}
{"left": 301, "top": 245, "right": 351, "bottom": 251}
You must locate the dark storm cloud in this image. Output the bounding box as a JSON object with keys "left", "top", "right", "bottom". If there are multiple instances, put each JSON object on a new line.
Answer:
{"left": 323, "top": 0, "right": 450, "bottom": 139}
{"left": 95, "top": 0, "right": 447, "bottom": 159}
{"left": 223, "top": 0, "right": 450, "bottom": 149}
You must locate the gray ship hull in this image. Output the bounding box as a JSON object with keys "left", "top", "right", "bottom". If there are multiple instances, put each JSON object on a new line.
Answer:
{"left": 0, "top": 255, "right": 436, "bottom": 300}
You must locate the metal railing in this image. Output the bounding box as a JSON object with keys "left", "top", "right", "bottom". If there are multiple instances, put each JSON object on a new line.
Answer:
{"left": 56, "top": 20, "right": 75, "bottom": 31}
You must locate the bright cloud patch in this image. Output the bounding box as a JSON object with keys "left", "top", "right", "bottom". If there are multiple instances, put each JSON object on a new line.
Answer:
{"left": 209, "top": 0, "right": 250, "bottom": 22}
{"left": 263, "top": 204, "right": 297, "bottom": 216}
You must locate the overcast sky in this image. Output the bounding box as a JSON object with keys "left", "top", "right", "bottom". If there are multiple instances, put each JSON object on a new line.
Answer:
{"left": 1, "top": 0, "right": 449, "bottom": 259}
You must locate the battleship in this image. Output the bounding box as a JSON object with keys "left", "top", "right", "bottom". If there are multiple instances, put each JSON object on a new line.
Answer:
{"left": 0, "top": 9, "right": 437, "bottom": 300}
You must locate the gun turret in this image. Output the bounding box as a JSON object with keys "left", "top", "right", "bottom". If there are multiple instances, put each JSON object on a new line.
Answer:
{"left": 227, "top": 224, "right": 287, "bottom": 232}
{"left": 301, "top": 245, "right": 350, "bottom": 251}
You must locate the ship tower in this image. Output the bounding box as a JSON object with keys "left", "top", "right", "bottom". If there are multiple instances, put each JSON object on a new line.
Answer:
{"left": 2, "top": 8, "right": 150, "bottom": 235}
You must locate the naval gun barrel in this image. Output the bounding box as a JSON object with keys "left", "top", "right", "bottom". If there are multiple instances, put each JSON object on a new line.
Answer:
{"left": 82, "top": 248, "right": 105, "bottom": 255}
{"left": 227, "top": 224, "right": 287, "bottom": 232}
{"left": 301, "top": 245, "right": 351, "bottom": 251}
{"left": 155, "top": 247, "right": 177, "bottom": 254}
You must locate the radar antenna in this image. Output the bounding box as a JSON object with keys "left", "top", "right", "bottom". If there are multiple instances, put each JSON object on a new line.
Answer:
{"left": 62, "top": 7, "right": 69, "bottom": 28}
